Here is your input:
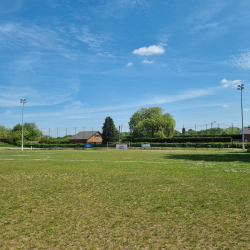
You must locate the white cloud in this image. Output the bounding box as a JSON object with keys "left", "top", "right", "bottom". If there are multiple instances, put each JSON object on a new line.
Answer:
{"left": 0, "top": 22, "right": 75, "bottom": 59}
{"left": 133, "top": 45, "right": 165, "bottom": 56}
{"left": 192, "top": 22, "right": 218, "bottom": 33}
{"left": 221, "top": 78, "right": 243, "bottom": 88}
{"left": 244, "top": 108, "right": 250, "bottom": 111}
{"left": 150, "top": 88, "right": 215, "bottom": 105}
{"left": 119, "top": 0, "right": 144, "bottom": 7}
{"left": 59, "top": 87, "right": 216, "bottom": 119}
{"left": 187, "top": 3, "right": 226, "bottom": 24}
{"left": 71, "top": 25, "right": 111, "bottom": 52}
{"left": 226, "top": 50, "right": 250, "bottom": 70}
{"left": 141, "top": 59, "right": 154, "bottom": 64}
{"left": 126, "top": 62, "right": 133, "bottom": 66}
{"left": 222, "top": 105, "right": 228, "bottom": 108}
{"left": 0, "top": 80, "right": 78, "bottom": 107}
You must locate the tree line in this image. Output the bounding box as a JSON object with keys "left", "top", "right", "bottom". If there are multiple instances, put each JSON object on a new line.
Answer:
{"left": 0, "top": 106, "right": 243, "bottom": 146}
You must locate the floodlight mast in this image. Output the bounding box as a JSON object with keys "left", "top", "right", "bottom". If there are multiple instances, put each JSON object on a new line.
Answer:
{"left": 211, "top": 121, "right": 216, "bottom": 129}
{"left": 119, "top": 124, "right": 123, "bottom": 143}
{"left": 237, "top": 84, "right": 244, "bottom": 151}
{"left": 121, "top": 124, "right": 123, "bottom": 142}
{"left": 20, "top": 99, "right": 27, "bottom": 151}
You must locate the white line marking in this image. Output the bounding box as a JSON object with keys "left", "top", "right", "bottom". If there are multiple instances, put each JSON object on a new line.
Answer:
{"left": 0, "top": 158, "right": 171, "bottom": 164}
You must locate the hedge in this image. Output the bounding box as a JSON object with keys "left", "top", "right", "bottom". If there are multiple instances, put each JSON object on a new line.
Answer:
{"left": 27, "top": 142, "right": 250, "bottom": 149}
{"left": 127, "top": 137, "right": 232, "bottom": 143}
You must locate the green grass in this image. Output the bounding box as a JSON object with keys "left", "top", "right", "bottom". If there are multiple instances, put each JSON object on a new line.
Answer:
{"left": 0, "top": 149, "right": 250, "bottom": 249}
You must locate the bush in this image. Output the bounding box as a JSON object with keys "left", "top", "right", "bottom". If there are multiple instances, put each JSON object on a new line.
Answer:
{"left": 129, "top": 137, "right": 232, "bottom": 143}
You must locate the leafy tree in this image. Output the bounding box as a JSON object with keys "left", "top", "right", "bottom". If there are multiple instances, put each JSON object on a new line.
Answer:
{"left": 102, "top": 117, "right": 119, "bottom": 144}
{"left": 0, "top": 126, "right": 9, "bottom": 132}
{"left": 120, "top": 132, "right": 131, "bottom": 141}
{"left": 13, "top": 122, "right": 40, "bottom": 133}
{"left": 0, "top": 126, "right": 10, "bottom": 142}
{"left": 186, "top": 129, "right": 196, "bottom": 135}
{"left": 129, "top": 107, "right": 175, "bottom": 138}
{"left": 6, "top": 122, "right": 42, "bottom": 146}
{"left": 40, "top": 135, "right": 51, "bottom": 144}
{"left": 222, "top": 127, "right": 241, "bottom": 135}
{"left": 174, "top": 130, "right": 182, "bottom": 136}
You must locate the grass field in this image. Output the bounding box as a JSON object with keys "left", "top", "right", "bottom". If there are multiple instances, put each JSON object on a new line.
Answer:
{"left": 0, "top": 149, "right": 250, "bottom": 249}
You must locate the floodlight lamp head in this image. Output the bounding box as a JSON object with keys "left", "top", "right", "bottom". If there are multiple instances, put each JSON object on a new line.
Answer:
{"left": 238, "top": 88, "right": 241, "bottom": 90}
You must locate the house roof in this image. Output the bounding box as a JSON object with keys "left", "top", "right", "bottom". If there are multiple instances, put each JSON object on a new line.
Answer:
{"left": 69, "top": 131, "right": 101, "bottom": 140}
{"left": 240, "top": 127, "right": 250, "bottom": 135}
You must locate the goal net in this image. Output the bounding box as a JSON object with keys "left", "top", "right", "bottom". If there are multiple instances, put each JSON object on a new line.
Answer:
{"left": 107, "top": 141, "right": 130, "bottom": 149}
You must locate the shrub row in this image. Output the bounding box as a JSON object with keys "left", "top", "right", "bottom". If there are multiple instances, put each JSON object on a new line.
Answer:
{"left": 28, "top": 142, "right": 250, "bottom": 149}
{"left": 126, "top": 137, "right": 232, "bottom": 143}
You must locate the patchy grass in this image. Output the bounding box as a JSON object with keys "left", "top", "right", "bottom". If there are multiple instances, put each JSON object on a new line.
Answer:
{"left": 0, "top": 149, "right": 250, "bottom": 249}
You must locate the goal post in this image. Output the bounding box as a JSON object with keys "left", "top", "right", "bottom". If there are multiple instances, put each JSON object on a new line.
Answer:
{"left": 107, "top": 142, "right": 116, "bottom": 149}
{"left": 120, "top": 141, "right": 130, "bottom": 148}
{"left": 107, "top": 141, "right": 130, "bottom": 149}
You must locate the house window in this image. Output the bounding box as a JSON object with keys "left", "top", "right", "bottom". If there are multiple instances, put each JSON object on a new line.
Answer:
{"left": 245, "top": 139, "right": 248, "bottom": 142}
{"left": 95, "top": 134, "right": 100, "bottom": 138}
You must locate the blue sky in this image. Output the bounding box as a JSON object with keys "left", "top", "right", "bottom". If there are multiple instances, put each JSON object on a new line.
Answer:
{"left": 1, "top": 0, "right": 250, "bottom": 133}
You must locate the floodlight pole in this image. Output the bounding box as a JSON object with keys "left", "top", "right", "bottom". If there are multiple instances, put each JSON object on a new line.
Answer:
{"left": 211, "top": 121, "right": 216, "bottom": 129}
{"left": 119, "top": 125, "right": 120, "bottom": 143}
{"left": 237, "top": 84, "right": 245, "bottom": 150}
{"left": 121, "top": 124, "right": 123, "bottom": 142}
{"left": 20, "top": 99, "right": 27, "bottom": 151}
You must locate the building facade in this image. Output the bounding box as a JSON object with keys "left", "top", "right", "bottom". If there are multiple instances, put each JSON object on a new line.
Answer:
{"left": 69, "top": 131, "right": 102, "bottom": 144}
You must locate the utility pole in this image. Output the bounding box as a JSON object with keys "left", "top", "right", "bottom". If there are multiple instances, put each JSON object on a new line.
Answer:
{"left": 20, "top": 99, "right": 27, "bottom": 151}
{"left": 237, "top": 84, "right": 245, "bottom": 150}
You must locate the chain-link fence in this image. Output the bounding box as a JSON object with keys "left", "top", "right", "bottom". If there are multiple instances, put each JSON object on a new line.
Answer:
{"left": 1, "top": 123, "right": 249, "bottom": 149}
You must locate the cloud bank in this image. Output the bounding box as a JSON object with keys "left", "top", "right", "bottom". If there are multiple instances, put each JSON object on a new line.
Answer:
{"left": 141, "top": 59, "right": 154, "bottom": 64}
{"left": 126, "top": 62, "right": 133, "bottom": 66}
{"left": 133, "top": 45, "right": 165, "bottom": 56}
{"left": 221, "top": 78, "right": 243, "bottom": 88}
{"left": 226, "top": 50, "right": 250, "bottom": 70}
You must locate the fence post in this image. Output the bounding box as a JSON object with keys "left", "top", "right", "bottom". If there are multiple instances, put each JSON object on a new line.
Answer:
{"left": 232, "top": 123, "right": 233, "bottom": 150}
{"left": 75, "top": 127, "right": 76, "bottom": 149}
{"left": 195, "top": 124, "right": 197, "bottom": 150}
{"left": 219, "top": 124, "right": 220, "bottom": 150}
{"left": 206, "top": 124, "right": 208, "bottom": 150}
{"left": 182, "top": 125, "right": 184, "bottom": 149}
{"left": 161, "top": 129, "right": 163, "bottom": 149}
{"left": 40, "top": 129, "right": 42, "bottom": 149}
{"left": 83, "top": 127, "right": 84, "bottom": 149}
{"left": 49, "top": 128, "right": 50, "bottom": 150}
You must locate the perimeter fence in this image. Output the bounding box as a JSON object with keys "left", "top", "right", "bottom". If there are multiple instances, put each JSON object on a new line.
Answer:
{"left": 4, "top": 123, "right": 247, "bottom": 150}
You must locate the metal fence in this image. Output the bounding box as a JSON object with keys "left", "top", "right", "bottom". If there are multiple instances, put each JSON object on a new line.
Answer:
{"left": 1, "top": 123, "right": 248, "bottom": 149}
{"left": 24, "top": 123, "right": 248, "bottom": 149}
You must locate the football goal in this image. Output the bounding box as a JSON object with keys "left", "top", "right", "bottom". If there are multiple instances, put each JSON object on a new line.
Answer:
{"left": 107, "top": 141, "right": 130, "bottom": 149}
